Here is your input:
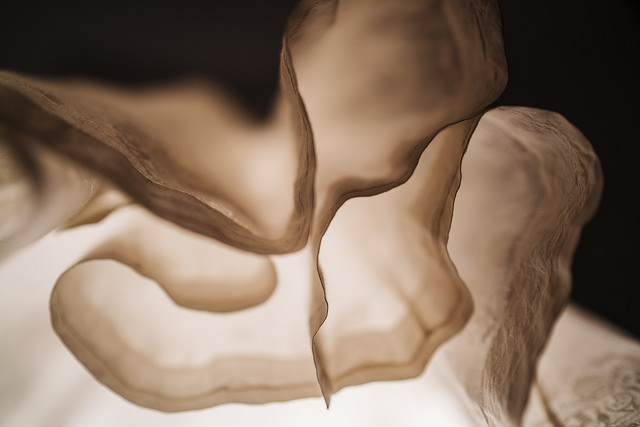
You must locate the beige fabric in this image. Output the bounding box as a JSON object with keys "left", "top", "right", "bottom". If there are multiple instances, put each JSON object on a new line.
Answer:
{"left": 0, "top": 0, "right": 508, "bottom": 411}
{"left": 0, "top": 73, "right": 313, "bottom": 254}
{"left": 444, "top": 107, "right": 603, "bottom": 426}
{"left": 23, "top": 106, "right": 603, "bottom": 417}
{"left": 317, "top": 118, "right": 477, "bottom": 394}
{"left": 51, "top": 234, "right": 323, "bottom": 411}
{"left": 0, "top": 0, "right": 507, "bottom": 256}
{"left": 0, "top": 224, "right": 476, "bottom": 426}
{"left": 0, "top": 131, "right": 99, "bottom": 259}
{"left": 523, "top": 305, "right": 640, "bottom": 427}
{"left": 48, "top": 116, "right": 477, "bottom": 411}
{"left": 0, "top": 0, "right": 623, "bottom": 424}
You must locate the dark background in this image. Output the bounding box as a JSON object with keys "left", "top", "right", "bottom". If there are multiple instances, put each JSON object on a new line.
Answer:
{"left": 1, "top": 1, "right": 638, "bottom": 336}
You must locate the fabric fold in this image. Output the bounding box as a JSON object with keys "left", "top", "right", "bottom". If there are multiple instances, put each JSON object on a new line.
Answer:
{"left": 41, "top": 106, "right": 603, "bottom": 418}
{"left": 314, "top": 117, "right": 478, "bottom": 398}
{"left": 0, "top": 65, "right": 314, "bottom": 254}
{"left": 2, "top": 0, "right": 509, "bottom": 410}
{"left": 49, "top": 118, "right": 478, "bottom": 411}
{"left": 0, "top": 0, "right": 508, "bottom": 257}
{"left": 50, "top": 213, "right": 323, "bottom": 411}
{"left": 2, "top": 1, "right": 610, "bottom": 423}
{"left": 0, "top": 128, "right": 100, "bottom": 259}
{"left": 444, "top": 106, "right": 603, "bottom": 426}
{"left": 289, "top": 0, "right": 507, "bottom": 235}
{"left": 83, "top": 207, "right": 279, "bottom": 313}
{"left": 524, "top": 305, "right": 640, "bottom": 426}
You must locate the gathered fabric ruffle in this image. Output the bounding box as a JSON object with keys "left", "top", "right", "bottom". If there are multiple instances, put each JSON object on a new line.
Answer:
{"left": 0, "top": 1, "right": 623, "bottom": 426}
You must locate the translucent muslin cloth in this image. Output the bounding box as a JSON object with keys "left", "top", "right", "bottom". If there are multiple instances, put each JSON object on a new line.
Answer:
{"left": 444, "top": 107, "right": 603, "bottom": 425}
{"left": 1, "top": 0, "right": 633, "bottom": 426}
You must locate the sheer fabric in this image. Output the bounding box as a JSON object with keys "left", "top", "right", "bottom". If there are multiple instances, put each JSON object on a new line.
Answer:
{"left": 0, "top": 0, "right": 633, "bottom": 426}
{"left": 444, "top": 107, "right": 603, "bottom": 425}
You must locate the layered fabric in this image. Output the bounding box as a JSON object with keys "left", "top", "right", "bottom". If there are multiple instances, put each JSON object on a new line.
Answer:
{"left": 48, "top": 115, "right": 477, "bottom": 411}
{"left": 0, "top": 0, "right": 507, "bottom": 256}
{"left": 444, "top": 107, "right": 603, "bottom": 425}
{"left": 523, "top": 305, "right": 640, "bottom": 426}
{"left": 0, "top": 1, "right": 631, "bottom": 426}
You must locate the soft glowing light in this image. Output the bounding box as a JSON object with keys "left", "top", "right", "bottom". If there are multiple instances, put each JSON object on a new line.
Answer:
{"left": 2, "top": 1, "right": 635, "bottom": 426}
